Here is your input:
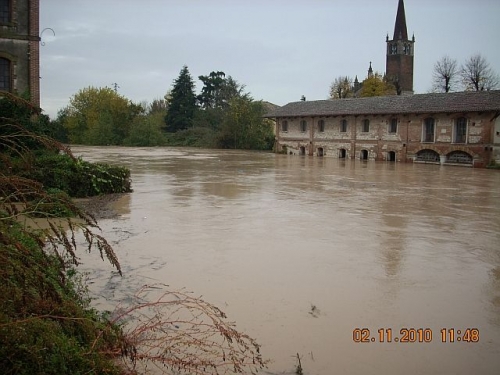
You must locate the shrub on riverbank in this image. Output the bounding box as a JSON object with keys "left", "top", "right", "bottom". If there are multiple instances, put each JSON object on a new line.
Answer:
{"left": 1, "top": 93, "right": 129, "bottom": 373}
{"left": 13, "top": 151, "right": 132, "bottom": 197}
{"left": 0, "top": 218, "right": 126, "bottom": 375}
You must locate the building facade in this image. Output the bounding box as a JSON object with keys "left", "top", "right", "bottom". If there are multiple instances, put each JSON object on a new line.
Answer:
{"left": 267, "top": 91, "right": 500, "bottom": 168}
{"left": 0, "top": 0, "right": 40, "bottom": 106}
{"left": 267, "top": 0, "right": 500, "bottom": 167}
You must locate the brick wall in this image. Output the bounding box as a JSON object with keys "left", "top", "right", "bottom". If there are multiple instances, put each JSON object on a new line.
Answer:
{"left": 276, "top": 112, "right": 495, "bottom": 166}
{"left": 28, "top": 0, "right": 40, "bottom": 107}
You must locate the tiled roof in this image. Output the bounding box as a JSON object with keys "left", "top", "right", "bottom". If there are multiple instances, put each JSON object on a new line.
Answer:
{"left": 264, "top": 91, "right": 500, "bottom": 118}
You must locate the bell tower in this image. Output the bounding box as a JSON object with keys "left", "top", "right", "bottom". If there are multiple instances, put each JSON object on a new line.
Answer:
{"left": 386, "top": 0, "right": 414, "bottom": 95}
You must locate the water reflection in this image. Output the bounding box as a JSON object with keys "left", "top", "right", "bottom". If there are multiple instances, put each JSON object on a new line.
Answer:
{"left": 71, "top": 146, "right": 500, "bottom": 375}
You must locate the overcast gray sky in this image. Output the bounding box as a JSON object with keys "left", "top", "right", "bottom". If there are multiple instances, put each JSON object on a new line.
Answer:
{"left": 40, "top": 0, "right": 500, "bottom": 119}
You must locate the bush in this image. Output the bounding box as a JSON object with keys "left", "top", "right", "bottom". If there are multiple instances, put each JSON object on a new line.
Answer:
{"left": 0, "top": 219, "right": 125, "bottom": 375}
{"left": 165, "top": 127, "right": 218, "bottom": 148}
{"left": 14, "top": 152, "right": 132, "bottom": 197}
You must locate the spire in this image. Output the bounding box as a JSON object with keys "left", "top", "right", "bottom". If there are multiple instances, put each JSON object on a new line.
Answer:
{"left": 368, "top": 61, "right": 373, "bottom": 78}
{"left": 393, "top": 0, "right": 408, "bottom": 40}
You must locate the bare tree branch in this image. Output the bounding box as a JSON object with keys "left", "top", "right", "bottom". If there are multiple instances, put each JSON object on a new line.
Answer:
{"left": 432, "top": 56, "right": 459, "bottom": 92}
{"left": 460, "top": 54, "right": 499, "bottom": 91}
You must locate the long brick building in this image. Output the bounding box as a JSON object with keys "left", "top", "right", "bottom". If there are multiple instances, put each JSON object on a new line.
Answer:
{"left": 266, "top": 0, "right": 500, "bottom": 167}
{"left": 267, "top": 91, "right": 500, "bottom": 167}
{"left": 0, "top": 0, "right": 40, "bottom": 107}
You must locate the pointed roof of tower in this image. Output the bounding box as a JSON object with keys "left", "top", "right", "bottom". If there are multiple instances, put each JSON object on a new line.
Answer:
{"left": 393, "top": 0, "right": 408, "bottom": 40}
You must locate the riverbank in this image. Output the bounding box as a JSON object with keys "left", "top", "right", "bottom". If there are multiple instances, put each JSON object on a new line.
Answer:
{"left": 75, "top": 193, "right": 126, "bottom": 220}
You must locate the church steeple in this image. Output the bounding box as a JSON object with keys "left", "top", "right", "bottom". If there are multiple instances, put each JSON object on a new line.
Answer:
{"left": 393, "top": 0, "right": 408, "bottom": 40}
{"left": 386, "top": 0, "right": 414, "bottom": 95}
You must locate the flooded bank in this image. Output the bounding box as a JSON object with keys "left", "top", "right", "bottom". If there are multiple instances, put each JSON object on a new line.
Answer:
{"left": 73, "top": 145, "right": 500, "bottom": 375}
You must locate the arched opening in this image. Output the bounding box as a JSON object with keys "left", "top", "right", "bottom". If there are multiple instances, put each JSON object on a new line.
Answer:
{"left": 317, "top": 147, "right": 324, "bottom": 157}
{"left": 360, "top": 149, "right": 368, "bottom": 160}
{"left": 446, "top": 150, "right": 473, "bottom": 164}
{"left": 416, "top": 149, "right": 440, "bottom": 163}
{"left": 387, "top": 151, "right": 396, "bottom": 162}
{"left": 299, "top": 146, "right": 306, "bottom": 155}
{"left": 339, "top": 149, "right": 346, "bottom": 159}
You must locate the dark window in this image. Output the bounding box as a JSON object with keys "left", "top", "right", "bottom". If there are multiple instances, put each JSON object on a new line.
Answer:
{"left": 423, "top": 118, "right": 435, "bottom": 142}
{"left": 318, "top": 119, "right": 325, "bottom": 132}
{"left": 362, "top": 119, "right": 370, "bottom": 132}
{"left": 0, "top": 57, "right": 10, "bottom": 91}
{"left": 300, "top": 120, "right": 307, "bottom": 132}
{"left": 389, "top": 118, "right": 398, "bottom": 133}
{"left": 416, "top": 149, "right": 440, "bottom": 162}
{"left": 340, "top": 119, "right": 347, "bottom": 132}
{"left": 447, "top": 151, "right": 472, "bottom": 164}
{"left": 0, "top": 0, "right": 10, "bottom": 23}
{"left": 281, "top": 120, "right": 288, "bottom": 132}
{"left": 454, "top": 117, "right": 467, "bottom": 143}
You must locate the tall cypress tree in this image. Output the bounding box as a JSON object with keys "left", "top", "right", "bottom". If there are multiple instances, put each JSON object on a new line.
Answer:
{"left": 165, "top": 66, "right": 197, "bottom": 132}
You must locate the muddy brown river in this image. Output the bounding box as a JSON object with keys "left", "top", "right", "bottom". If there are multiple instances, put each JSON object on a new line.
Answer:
{"left": 72, "top": 145, "right": 500, "bottom": 375}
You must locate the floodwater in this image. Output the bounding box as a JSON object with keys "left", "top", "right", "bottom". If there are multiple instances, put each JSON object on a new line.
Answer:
{"left": 72, "top": 145, "right": 500, "bottom": 375}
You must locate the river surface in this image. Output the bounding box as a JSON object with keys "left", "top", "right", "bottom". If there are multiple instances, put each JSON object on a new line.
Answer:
{"left": 72, "top": 145, "right": 500, "bottom": 375}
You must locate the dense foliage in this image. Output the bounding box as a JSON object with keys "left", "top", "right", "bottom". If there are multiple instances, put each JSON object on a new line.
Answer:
{"left": 359, "top": 72, "right": 397, "bottom": 97}
{"left": 60, "top": 86, "right": 143, "bottom": 145}
{"left": 0, "top": 93, "right": 128, "bottom": 374}
{"left": 56, "top": 67, "right": 275, "bottom": 150}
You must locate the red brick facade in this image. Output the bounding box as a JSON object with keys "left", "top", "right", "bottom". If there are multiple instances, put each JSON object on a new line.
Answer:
{"left": 28, "top": 0, "right": 40, "bottom": 107}
{"left": 0, "top": 0, "right": 40, "bottom": 106}
{"left": 386, "top": 0, "right": 414, "bottom": 94}
{"left": 267, "top": 91, "right": 500, "bottom": 168}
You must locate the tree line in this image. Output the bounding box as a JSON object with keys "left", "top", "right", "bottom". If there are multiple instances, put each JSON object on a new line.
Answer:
{"left": 55, "top": 66, "right": 274, "bottom": 150}
{"left": 328, "top": 53, "right": 499, "bottom": 99}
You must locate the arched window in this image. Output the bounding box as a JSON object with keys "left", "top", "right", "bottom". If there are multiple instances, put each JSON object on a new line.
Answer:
{"left": 300, "top": 120, "right": 307, "bottom": 132}
{"left": 423, "top": 118, "right": 435, "bottom": 142}
{"left": 0, "top": 0, "right": 11, "bottom": 24}
{"left": 416, "top": 149, "right": 440, "bottom": 162}
{"left": 454, "top": 117, "right": 467, "bottom": 143}
{"left": 0, "top": 57, "right": 11, "bottom": 91}
{"left": 318, "top": 119, "right": 325, "bottom": 132}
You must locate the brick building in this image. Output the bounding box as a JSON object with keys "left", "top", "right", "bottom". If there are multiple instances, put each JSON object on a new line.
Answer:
{"left": 0, "top": 0, "right": 40, "bottom": 107}
{"left": 267, "top": 91, "right": 500, "bottom": 167}
{"left": 266, "top": 0, "right": 500, "bottom": 167}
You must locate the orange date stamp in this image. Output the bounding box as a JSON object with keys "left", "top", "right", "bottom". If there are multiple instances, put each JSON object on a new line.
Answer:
{"left": 352, "top": 328, "right": 479, "bottom": 343}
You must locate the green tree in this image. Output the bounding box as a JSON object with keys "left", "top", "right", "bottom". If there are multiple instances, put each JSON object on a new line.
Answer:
{"left": 60, "top": 86, "right": 142, "bottom": 145}
{"left": 124, "top": 112, "right": 167, "bottom": 146}
{"left": 164, "top": 65, "right": 198, "bottom": 132}
{"left": 194, "top": 74, "right": 248, "bottom": 130}
{"left": 217, "top": 97, "right": 274, "bottom": 150}
{"left": 197, "top": 71, "right": 226, "bottom": 109}
{"left": 359, "top": 73, "right": 396, "bottom": 97}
